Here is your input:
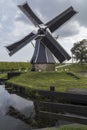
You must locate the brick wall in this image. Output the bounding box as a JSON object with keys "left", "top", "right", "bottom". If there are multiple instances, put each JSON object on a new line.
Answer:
{"left": 34, "top": 64, "right": 55, "bottom": 71}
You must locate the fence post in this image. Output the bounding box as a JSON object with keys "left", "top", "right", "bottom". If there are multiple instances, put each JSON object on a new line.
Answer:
{"left": 50, "top": 86, "right": 55, "bottom": 92}
{"left": 49, "top": 86, "right": 56, "bottom": 126}
{"left": 50, "top": 86, "right": 55, "bottom": 102}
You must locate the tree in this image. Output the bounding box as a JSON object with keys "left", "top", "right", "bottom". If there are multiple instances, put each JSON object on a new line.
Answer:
{"left": 71, "top": 39, "right": 87, "bottom": 63}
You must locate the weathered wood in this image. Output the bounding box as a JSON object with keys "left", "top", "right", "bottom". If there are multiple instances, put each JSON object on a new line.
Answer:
{"left": 7, "top": 72, "right": 21, "bottom": 79}
{"left": 39, "top": 111, "right": 87, "bottom": 125}
{"left": 67, "top": 88, "right": 87, "bottom": 95}
{"left": 36, "top": 88, "right": 87, "bottom": 125}
{"left": 38, "top": 102, "right": 87, "bottom": 117}
{"left": 38, "top": 90, "right": 87, "bottom": 105}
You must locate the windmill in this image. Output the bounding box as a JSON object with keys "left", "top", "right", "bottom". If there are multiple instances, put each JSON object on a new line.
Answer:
{"left": 6, "top": 2, "right": 77, "bottom": 71}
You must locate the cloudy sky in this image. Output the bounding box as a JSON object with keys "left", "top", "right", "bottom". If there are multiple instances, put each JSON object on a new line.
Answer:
{"left": 0, "top": 0, "right": 87, "bottom": 62}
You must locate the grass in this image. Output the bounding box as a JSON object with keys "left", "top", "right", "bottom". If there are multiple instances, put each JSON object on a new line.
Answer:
{"left": 0, "top": 62, "right": 30, "bottom": 72}
{"left": 7, "top": 71, "right": 87, "bottom": 92}
{"left": 40, "top": 124, "right": 87, "bottom": 130}
{"left": 56, "top": 63, "right": 87, "bottom": 73}
{"left": 58, "top": 124, "right": 87, "bottom": 130}
{"left": 0, "top": 73, "right": 7, "bottom": 78}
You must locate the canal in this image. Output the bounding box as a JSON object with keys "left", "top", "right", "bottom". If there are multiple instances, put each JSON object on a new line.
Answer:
{"left": 0, "top": 85, "right": 34, "bottom": 130}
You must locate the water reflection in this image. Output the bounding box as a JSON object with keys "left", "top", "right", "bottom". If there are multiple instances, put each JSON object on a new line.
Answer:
{"left": 0, "top": 115, "right": 31, "bottom": 130}
{"left": 0, "top": 85, "right": 34, "bottom": 130}
{"left": 9, "top": 94, "right": 34, "bottom": 117}
{"left": 0, "top": 86, "right": 10, "bottom": 115}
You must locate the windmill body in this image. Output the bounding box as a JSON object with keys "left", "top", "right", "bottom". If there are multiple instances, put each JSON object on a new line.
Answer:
{"left": 30, "top": 39, "right": 55, "bottom": 71}
{"left": 6, "top": 2, "right": 77, "bottom": 71}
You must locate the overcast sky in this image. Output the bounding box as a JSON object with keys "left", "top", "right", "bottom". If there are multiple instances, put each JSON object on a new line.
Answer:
{"left": 0, "top": 0, "right": 87, "bottom": 62}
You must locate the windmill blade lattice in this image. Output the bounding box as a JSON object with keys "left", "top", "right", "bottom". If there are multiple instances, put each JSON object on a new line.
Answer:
{"left": 41, "top": 30, "right": 70, "bottom": 63}
{"left": 6, "top": 32, "right": 37, "bottom": 56}
{"left": 46, "top": 6, "right": 77, "bottom": 33}
{"left": 18, "top": 2, "right": 43, "bottom": 27}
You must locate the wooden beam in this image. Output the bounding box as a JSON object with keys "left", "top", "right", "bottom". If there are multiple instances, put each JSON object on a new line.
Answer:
{"left": 38, "top": 102, "right": 87, "bottom": 117}
{"left": 39, "top": 111, "right": 87, "bottom": 125}
{"left": 38, "top": 90, "right": 87, "bottom": 105}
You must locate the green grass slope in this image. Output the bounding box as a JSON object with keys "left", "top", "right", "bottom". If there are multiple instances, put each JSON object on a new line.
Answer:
{"left": 57, "top": 125, "right": 87, "bottom": 130}
{"left": 37, "top": 124, "right": 87, "bottom": 130}
{"left": 7, "top": 71, "right": 87, "bottom": 92}
{"left": 54, "top": 124, "right": 87, "bottom": 130}
{"left": 56, "top": 63, "right": 87, "bottom": 73}
{"left": 0, "top": 62, "right": 30, "bottom": 72}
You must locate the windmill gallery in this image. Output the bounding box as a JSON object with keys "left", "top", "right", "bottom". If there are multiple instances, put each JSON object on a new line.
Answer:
{"left": 6, "top": 2, "right": 77, "bottom": 71}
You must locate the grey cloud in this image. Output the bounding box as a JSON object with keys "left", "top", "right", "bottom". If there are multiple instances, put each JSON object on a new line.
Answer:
{"left": 55, "top": 20, "right": 80, "bottom": 38}
{"left": 68, "top": 0, "right": 87, "bottom": 27}
{"left": 0, "top": 0, "right": 18, "bottom": 37}
{"left": 15, "top": 13, "right": 30, "bottom": 24}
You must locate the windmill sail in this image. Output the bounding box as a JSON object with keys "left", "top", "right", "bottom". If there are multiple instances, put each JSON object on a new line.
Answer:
{"left": 18, "top": 2, "right": 43, "bottom": 27}
{"left": 46, "top": 6, "right": 77, "bottom": 32}
{"left": 6, "top": 32, "right": 37, "bottom": 56}
{"left": 6, "top": 2, "right": 77, "bottom": 64}
{"left": 41, "top": 31, "right": 70, "bottom": 63}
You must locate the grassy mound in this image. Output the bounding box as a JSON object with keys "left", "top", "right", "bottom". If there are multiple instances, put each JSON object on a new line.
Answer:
{"left": 7, "top": 71, "right": 87, "bottom": 92}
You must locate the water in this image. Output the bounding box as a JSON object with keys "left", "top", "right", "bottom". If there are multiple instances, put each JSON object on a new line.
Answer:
{"left": 0, "top": 116, "right": 31, "bottom": 130}
{"left": 0, "top": 85, "right": 34, "bottom": 130}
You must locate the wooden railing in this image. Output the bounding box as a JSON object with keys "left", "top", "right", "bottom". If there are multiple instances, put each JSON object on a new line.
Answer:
{"left": 35, "top": 86, "right": 87, "bottom": 125}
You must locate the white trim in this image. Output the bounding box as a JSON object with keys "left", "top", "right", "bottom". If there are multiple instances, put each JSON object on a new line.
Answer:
{"left": 35, "top": 40, "right": 40, "bottom": 63}
{"left": 45, "top": 47, "right": 48, "bottom": 63}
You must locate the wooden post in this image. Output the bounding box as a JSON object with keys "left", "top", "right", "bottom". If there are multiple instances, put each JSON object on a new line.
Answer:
{"left": 50, "top": 86, "right": 55, "bottom": 102}
{"left": 50, "top": 86, "right": 56, "bottom": 126}
{"left": 50, "top": 86, "right": 55, "bottom": 92}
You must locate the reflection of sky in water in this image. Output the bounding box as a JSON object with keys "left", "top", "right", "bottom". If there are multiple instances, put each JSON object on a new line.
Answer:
{"left": 0, "top": 86, "right": 10, "bottom": 115}
{"left": 0, "top": 116, "right": 31, "bottom": 130}
{"left": 9, "top": 94, "right": 34, "bottom": 117}
{"left": 0, "top": 85, "right": 33, "bottom": 130}
{"left": 0, "top": 85, "right": 34, "bottom": 117}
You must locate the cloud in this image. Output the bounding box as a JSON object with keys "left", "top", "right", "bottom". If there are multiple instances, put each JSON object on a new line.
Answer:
{"left": 56, "top": 21, "right": 80, "bottom": 38}
{"left": 15, "top": 10, "right": 31, "bottom": 24}
{"left": 69, "top": 0, "right": 87, "bottom": 27}
{"left": 10, "top": 21, "right": 34, "bottom": 38}
{"left": 0, "top": 24, "right": 2, "bottom": 29}
{"left": 58, "top": 25, "right": 87, "bottom": 55}
{"left": 1, "top": 15, "right": 8, "bottom": 22}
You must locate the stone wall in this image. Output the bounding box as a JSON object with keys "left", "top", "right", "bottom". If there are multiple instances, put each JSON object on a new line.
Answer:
{"left": 34, "top": 64, "right": 55, "bottom": 71}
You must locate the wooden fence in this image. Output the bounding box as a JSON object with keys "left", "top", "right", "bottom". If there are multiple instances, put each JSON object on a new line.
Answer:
{"left": 35, "top": 86, "right": 87, "bottom": 125}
